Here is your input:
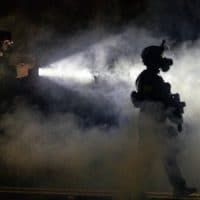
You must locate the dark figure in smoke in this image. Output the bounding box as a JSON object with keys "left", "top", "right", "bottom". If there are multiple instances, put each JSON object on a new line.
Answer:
{"left": 131, "top": 40, "right": 196, "bottom": 196}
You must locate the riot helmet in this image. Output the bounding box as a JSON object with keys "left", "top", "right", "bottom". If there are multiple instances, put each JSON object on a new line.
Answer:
{"left": 141, "top": 40, "right": 173, "bottom": 72}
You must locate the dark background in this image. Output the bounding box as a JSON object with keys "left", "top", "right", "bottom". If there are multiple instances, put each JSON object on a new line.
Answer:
{"left": 1, "top": 0, "right": 200, "bottom": 41}
{"left": 0, "top": 0, "right": 199, "bottom": 68}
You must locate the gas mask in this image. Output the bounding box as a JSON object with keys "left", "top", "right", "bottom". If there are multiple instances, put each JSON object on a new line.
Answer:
{"left": 141, "top": 40, "right": 173, "bottom": 72}
{"left": 159, "top": 57, "right": 173, "bottom": 72}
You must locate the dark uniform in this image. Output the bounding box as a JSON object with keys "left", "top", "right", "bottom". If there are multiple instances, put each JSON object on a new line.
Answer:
{"left": 131, "top": 41, "right": 196, "bottom": 196}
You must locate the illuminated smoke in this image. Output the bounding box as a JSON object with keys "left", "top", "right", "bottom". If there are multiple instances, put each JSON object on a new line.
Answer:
{"left": 39, "top": 55, "right": 94, "bottom": 85}
{"left": 1, "top": 26, "right": 200, "bottom": 192}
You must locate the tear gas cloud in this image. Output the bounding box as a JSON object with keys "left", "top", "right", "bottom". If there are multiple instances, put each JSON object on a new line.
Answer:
{"left": 38, "top": 55, "right": 94, "bottom": 85}
{"left": 1, "top": 27, "right": 200, "bottom": 192}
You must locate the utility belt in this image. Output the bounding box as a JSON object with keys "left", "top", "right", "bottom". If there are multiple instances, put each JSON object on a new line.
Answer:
{"left": 131, "top": 90, "right": 184, "bottom": 132}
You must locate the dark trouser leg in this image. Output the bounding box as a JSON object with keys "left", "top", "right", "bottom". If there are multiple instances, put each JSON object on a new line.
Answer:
{"left": 164, "top": 154, "right": 186, "bottom": 192}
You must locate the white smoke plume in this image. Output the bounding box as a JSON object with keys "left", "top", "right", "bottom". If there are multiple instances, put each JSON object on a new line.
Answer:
{"left": 0, "top": 26, "right": 200, "bottom": 194}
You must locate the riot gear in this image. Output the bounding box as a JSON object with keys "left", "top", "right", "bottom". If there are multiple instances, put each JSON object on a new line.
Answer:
{"left": 131, "top": 40, "right": 197, "bottom": 197}
{"left": 141, "top": 40, "right": 173, "bottom": 72}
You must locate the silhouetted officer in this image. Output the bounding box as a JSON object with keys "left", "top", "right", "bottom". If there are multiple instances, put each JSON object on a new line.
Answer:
{"left": 131, "top": 40, "right": 196, "bottom": 196}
